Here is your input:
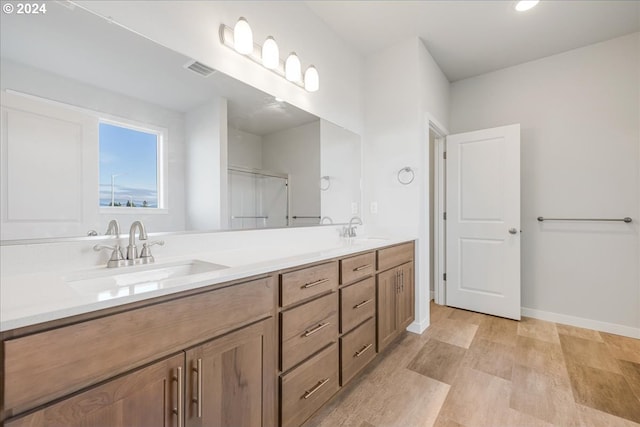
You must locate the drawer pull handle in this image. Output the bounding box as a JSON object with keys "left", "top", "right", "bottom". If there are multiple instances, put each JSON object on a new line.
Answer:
{"left": 192, "top": 358, "right": 203, "bottom": 418}
{"left": 173, "top": 366, "right": 184, "bottom": 427}
{"left": 355, "top": 343, "right": 373, "bottom": 358}
{"left": 303, "top": 322, "right": 330, "bottom": 337}
{"left": 302, "top": 378, "right": 330, "bottom": 399}
{"left": 354, "top": 263, "right": 372, "bottom": 272}
{"left": 302, "top": 278, "right": 329, "bottom": 289}
{"left": 354, "top": 299, "right": 373, "bottom": 309}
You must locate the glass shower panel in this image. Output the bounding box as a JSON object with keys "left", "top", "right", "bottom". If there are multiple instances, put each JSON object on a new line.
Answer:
{"left": 228, "top": 168, "right": 288, "bottom": 230}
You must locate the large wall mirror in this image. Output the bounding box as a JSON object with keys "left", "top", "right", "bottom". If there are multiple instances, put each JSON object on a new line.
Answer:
{"left": 0, "top": 2, "right": 362, "bottom": 242}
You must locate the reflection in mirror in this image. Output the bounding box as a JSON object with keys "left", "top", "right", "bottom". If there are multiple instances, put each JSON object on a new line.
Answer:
{"left": 0, "top": 2, "right": 361, "bottom": 242}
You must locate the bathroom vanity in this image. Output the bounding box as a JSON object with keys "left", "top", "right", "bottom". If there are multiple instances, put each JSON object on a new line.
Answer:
{"left": 0, "top": 239, "right": 415, "bottom": 427}
{"left": 1, "top": 4, "right": 415, "bottom": 426}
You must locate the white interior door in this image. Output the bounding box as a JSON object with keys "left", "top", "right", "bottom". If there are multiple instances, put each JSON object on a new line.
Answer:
{"left": 445, "top": 124, "right": 521, "bottom": 320}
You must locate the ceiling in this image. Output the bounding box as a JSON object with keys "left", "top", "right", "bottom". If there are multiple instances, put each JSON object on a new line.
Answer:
{"left": 305, "top": 0, "right": 640, "bottom": 82}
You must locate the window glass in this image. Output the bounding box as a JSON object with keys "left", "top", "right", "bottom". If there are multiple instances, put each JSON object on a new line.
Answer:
{"left": 99, "top": 122, "right": 159, "bottom": 208}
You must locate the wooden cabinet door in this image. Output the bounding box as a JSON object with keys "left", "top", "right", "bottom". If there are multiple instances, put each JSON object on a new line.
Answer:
{"left": 5, "top": 353, "right": 185, "bottom": 427}
{"left": 185, "top": 318, "right": 275, "bottom": 427}
{"left": 397, "top": 262, "right": 415, "bottom": 330}
{"left": 376, "top": 268, "right": 398, "bottom": 352}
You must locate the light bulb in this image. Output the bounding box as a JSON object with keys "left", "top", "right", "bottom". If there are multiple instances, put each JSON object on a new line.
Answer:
{"left": 514, "top": 0, "right": 539, "bottom": 12}
{"left": 262, "top": 36, "right": 279, "bottom": 69}
{"left": 285, "top": 52, "right": 301, "bottom": 82}
{"left": 304, "top": 65, "right": 319, "bottom": 92}
{"left": 233, "top": 17, "right": 253, "bottom": 54}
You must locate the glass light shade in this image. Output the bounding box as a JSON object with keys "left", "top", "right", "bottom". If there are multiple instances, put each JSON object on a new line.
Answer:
{"left": 285, "top": 52, "right": 301, "bottom": 82}
{"left": 233, "top": 17, "right": 253, "bottom": 54}
{"left": 514, "top": 0, "right": 539, "bottom": 11}
{"left": 262, "top": 36, "right": 279, "bottom": 69}
{"left": 304, "top": 65, "right": 319, "bottom": 92}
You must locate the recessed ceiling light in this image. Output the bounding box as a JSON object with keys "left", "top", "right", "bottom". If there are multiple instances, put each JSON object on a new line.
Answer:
{"left": 514, "top": 0, "right": 539, "bottom": 12}
{"left": 275, "top": 97, "right": 284, "bottom": 102}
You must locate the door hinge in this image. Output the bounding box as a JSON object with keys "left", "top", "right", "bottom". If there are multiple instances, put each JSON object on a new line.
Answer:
{"left": 443, "top": 151, "right": 447, "bottom": 160}
{"left": 443, "top": 212, "right": 447, "bottom": 220}
{"left": 443, "top": 273, "right": 447, "bottom": 281}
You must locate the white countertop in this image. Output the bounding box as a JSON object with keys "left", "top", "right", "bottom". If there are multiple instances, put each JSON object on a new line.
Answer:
{"left": 1, "top": 236, "right": 412, "bottom": 332}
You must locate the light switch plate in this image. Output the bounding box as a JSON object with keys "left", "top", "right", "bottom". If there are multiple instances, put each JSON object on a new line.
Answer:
{"left": 351, "top": 202, "right": 358, "bottom": 214}
{"left": 370, "top": 202, "right": 378, "bottom": 214}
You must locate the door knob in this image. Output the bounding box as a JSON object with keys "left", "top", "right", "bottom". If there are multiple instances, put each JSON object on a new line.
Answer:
{"left": 509, "top": 228, "right": 518, "bottom": 235}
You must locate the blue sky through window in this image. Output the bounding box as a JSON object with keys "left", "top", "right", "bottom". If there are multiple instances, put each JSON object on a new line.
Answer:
{"left": 99, "top": 122, "right": 158, "bottom": 207}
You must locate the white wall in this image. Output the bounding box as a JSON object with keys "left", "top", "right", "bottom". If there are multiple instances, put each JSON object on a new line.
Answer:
{"left": 228, "top": 128, "right": 263, "bottom": 170}
{"left": 363, "top": 37, "right": 450, "bottom": 333}
{"left": 450, "top": 33, "right": 640, "bottom": 335}
{"left": 185, "top": 98, "right": 228, "bottom": 231}
{"left": 0, "top": 60, "right": 187, "bottom": 237}
{"left": 76, "top": 1, "right": 364, "bottom": 135}
{"left": 263, "top": 121, "right": 321, "bottom": 226}
{"left": 419, "top": 43, "right": 451, "bottom": 133}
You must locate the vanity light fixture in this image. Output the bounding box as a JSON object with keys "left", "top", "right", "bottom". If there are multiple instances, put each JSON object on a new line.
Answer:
{"left": 304, "top": 65, "right": 319, "bottom": 92}
{"left": 285, "top": 52, "right": 301, "bottom": 82}
{"left": 262, "top": 36, "right": 279, "bottom": 69}
{"left": 514, "top": 0, "right": 539, "bottom": 12}
{"left": 220, "top": 18, "right": 319, "bottom": 92}
{"left": 233, "top": 17, "right": 253, "bottom": 54}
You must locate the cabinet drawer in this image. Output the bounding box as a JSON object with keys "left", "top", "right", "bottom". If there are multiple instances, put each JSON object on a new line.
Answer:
{"left": 377, "top": 241, "right": 414, "bottom": 272}
{"left": 3, "top": 276, "right": 274, "bottom": 417}
{"left": 280, "top": 343, "right": 339, "bottom": 427}
{"left": 340, "top": 317, "right": 376, "bottom": 386}
{"left": 4, "top": 353, "right": 184, "bottom": 427}
{"left": 280, "top": 261, "right": 338, "bottom": 307}
{"left": 340, "top": 277, "right": 375, "bottom": 333}
{"left": 281, "top": 292, "right": 338, "bottom": 372}
{"left": 340, "top": 251, "right": 375, "bottom": 284}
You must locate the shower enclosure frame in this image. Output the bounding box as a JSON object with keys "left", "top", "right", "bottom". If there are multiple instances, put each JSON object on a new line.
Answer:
{"left": 228, "top": 165, "right": 290, "bottom": 229}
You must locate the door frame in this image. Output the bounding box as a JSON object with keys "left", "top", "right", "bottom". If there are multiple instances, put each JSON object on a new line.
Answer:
{"left": 425, "top": 114, "right": 448, "bottom": 306}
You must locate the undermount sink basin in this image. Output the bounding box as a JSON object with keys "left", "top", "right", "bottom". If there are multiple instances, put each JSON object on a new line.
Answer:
{"left": 65, "top": 260, "right": 228, "bottom": 300}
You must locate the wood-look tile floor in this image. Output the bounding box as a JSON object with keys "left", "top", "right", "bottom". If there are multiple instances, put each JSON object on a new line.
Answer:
{"left": 303, "top": 301, "right": 640, "bottom": 427}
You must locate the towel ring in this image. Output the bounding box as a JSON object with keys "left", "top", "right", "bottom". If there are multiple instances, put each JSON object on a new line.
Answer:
{"left": 397, "top": 167, "right": 415, "bottom": 185}
{"left": 320, "top": 175, "right": 331, "bottom": 191}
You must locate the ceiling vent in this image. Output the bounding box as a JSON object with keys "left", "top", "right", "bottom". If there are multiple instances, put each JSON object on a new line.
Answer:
{"left": 184, "top": 60, "right": 217, "bottom": 77}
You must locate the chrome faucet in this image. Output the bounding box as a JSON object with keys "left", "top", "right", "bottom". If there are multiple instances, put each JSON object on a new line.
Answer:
{"left": 93, "top": 219, "right": 126, "bottom": 268}
{"left": 343, "top": 216, "right": 363, "bottom": 238}
{"left": 95, "top": 220, "right": 163, "bottom": 267}
{"left": 126, "top": 220, "right": 148, "bottom": 261}
{"left": 105, "top": 219, "right": 121, "bottom": 237}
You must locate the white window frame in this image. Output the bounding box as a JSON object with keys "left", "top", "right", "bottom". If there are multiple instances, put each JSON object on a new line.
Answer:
{"left": 98, "top": 117, "right": 168, "bottom": 215}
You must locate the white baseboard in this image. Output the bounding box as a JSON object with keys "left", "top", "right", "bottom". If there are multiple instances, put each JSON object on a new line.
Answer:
{"left": 430, "top": 290, "right": 435, "bottom": 301}
{"left": 407, "top": 318, "right": 429, "bottom": 334}
{"left": 521, "top": 307, "right": 640, "bottom": 339}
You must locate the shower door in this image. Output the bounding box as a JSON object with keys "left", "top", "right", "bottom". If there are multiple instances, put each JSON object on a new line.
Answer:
{"left": 228, "top": 167, "right": 289, "bottom": 230}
